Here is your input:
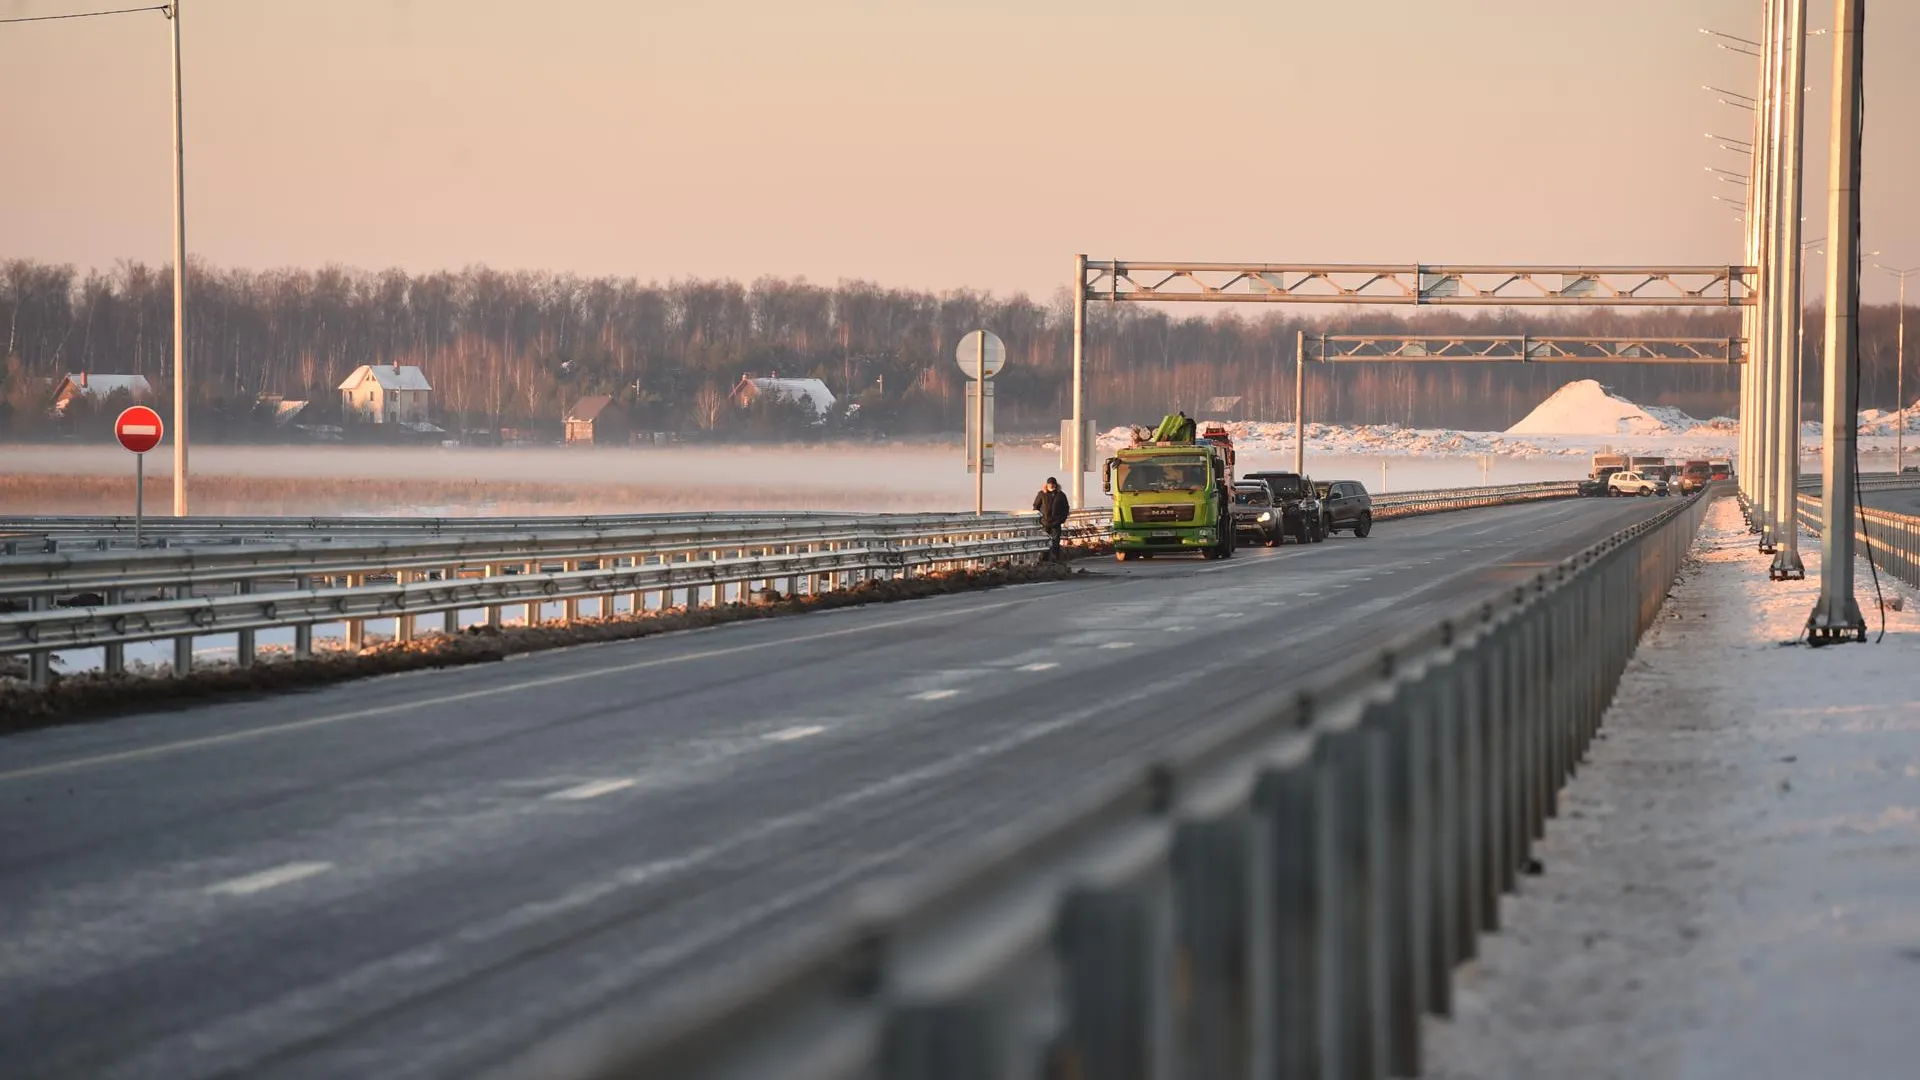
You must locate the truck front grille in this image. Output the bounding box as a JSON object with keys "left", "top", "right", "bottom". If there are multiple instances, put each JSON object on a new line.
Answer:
{"left": 1131, "top": 504, "right": 1196, "bottom": 524}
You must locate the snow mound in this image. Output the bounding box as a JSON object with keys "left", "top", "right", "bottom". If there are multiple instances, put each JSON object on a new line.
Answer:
{"left": 1506, "top": 379, "right": 1697, "bottom": 436}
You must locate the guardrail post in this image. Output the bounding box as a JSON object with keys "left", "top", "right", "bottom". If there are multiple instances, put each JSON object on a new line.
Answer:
{"left": 345, "top": 573, "right": 366, "bottom": 652}
{"left": 484, "top": 564, "right": 502, "bottom": 629}
{"left": 522, "top": 561, "right": 539, "bottom": 627}
{"left": 1053, "top": 834, "right": 1175, "bottom": 1080}
{"left": 27, "top": 593, "right": 54, "bottom": 688}
{"left": 1321, "top": 718, "right": 1384, "bottom": 1080}
{"left": 1172, "top": 808, "right": 1256, "bottom": 1078}
{"left": 395, "top": 571, "right": 415, "bottom": 644}
{"left": 1420, "top": 659, "right": 1460, "bottom": 1019}
{"left": 1452, "top": 637, "right": 1490, "bottom": 952}
{"left": 237, "top": 579, "right": 257, "bottom": 667}
{"left": 173, "top": 584, "right": 193, "bottom": 676}
{"left": 294, "top": 576, "right": 313, "bottom": 658}
{"left": 1251, "top": 739, "right": 1324, "bottom": 1079}
{"left": 1368, "top": 684, "right": 1427, "bottom": 1077}
{"left": 562, "top": 560, "right": 580, "bottom": 625}
{"left": 444, "top": 566, "right": 462, "bottom": 636}
{"left": 103, "top": 587, "right": 125, "bottom": 675}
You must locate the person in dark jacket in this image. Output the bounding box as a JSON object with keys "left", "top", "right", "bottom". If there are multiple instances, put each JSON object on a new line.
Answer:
{"left": 1033, "top": 477, "right": 1071, "bottom": 560}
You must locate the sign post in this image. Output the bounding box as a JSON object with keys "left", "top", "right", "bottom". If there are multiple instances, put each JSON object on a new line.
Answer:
{"left": 115, "top": 406, "right": 165, "bottom": 548}
{"left": 956, "top": 330, "right": 1006, "bottom": 515}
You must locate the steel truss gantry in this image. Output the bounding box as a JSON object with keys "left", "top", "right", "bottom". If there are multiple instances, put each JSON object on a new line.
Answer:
{"left": 1065, "top": 259, "right": 1757, "bottom": 508}
{"left": 1080, "top": 261, "right": 1755, "bottom": 307}
{"left": 1313, "top": 334, "right": 1746, "bottom": 364}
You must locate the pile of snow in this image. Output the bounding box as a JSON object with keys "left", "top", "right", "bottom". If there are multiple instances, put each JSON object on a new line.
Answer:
{"left": 1505, "top": 379, "right": 1698, "bottom": 436}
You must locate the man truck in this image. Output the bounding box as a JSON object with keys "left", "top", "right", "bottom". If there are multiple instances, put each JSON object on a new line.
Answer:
{"left": 1104, "top": 414, "right": 1237, "bottom": 561}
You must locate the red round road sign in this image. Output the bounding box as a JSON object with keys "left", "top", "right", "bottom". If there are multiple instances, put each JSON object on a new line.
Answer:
{"left": 115, "top": 406, "right": 165, "bottom": 454}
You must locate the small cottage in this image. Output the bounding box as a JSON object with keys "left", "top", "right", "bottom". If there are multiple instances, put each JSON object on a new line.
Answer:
{"left": 338, "top": 363, "right": 432, "bottom": 425}
{"left": 50, "top": 372, "right": 153, "bottom": 415}
{"left": 727, "top": 375, "right": 836, "bottom": 418}
{"left": 564, "top": 395, "right": 630, "bottom": 445}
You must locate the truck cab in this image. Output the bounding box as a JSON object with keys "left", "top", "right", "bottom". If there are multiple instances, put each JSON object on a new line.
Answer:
{"left": 1104, "top": 429, "right": 1236, "bottom": 561}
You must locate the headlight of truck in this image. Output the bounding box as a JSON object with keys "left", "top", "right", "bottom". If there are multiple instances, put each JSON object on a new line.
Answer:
{"left": 1257, "top": 511, "right": 1273, "bottom": 522}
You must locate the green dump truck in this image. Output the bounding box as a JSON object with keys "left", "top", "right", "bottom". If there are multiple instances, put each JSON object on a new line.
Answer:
{"left": 1103, "top": 414, "right": 1237, "bottom": 561}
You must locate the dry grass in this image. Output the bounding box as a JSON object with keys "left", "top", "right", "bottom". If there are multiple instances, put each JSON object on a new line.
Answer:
{"left": 0, "top": 473, "right": 944, "bottom": 517}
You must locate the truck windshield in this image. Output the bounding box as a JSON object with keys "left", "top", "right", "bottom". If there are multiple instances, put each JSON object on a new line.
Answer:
{"left": 1118, "top": 459, "right": 1208, "bottom": 492}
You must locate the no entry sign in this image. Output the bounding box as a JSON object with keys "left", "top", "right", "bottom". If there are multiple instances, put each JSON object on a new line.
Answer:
{"left": 115, "top": 406, "right": 165, "bottom": 454}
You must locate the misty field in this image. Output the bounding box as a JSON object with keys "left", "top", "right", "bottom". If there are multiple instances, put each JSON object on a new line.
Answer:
{"left": 0, "top": 443, "right": 1586, "bottom": 517}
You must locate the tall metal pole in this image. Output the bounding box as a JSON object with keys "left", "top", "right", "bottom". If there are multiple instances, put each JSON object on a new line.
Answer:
{"left": 1899, "top": 271, "right": 1908, "bottom": 473}
{"left": 974, "top": 332, "right": 986, "bottom": 515}
{"left": 1755, "top": 0, "right": 1784, "bottom": 552}
{"left": 1769, "top": 0, "right": 1808, "bottom": 579}
{"left": 1293, "top": 329, "right": 1306, "bottom": 475}
{"left": 168, "top": 1, "right": 189, "bottom": 517}
{"left": 1807, "top": 0, "right": 1867, "bottom": 643}
{"left": 1071, "top": 254, "right": 1087, "bottom": 509}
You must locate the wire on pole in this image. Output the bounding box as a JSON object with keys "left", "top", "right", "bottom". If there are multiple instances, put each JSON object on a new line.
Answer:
{"left": 0, "top": 4, "right": 168, "bottom": 24}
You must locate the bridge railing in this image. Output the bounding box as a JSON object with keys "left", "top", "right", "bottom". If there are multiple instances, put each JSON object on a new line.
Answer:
{"left": 0, "top": 481, "right": 1584, "bottom": 689}
{"left": 492, "top": 487, "right": 1723, "bottom": 1080}
{"left": 1794, "top": 484, "right": 1920, "bottom": 593}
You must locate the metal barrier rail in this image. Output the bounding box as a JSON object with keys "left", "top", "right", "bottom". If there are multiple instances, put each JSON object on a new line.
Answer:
{"left": 490, "top": 487, "right": 1721, "bottom": 1080}
{"left": 0, "top": 514, "right": 1028, "bottom": 599}
{"left": 0, "top": 517, "right": 1048, "bottom": 687}
{"left": 1794, "top": 492, "right": 1920, "bottom": 593}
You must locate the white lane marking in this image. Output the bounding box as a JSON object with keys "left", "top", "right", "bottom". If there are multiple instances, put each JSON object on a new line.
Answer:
{"left": 1163, "top": 625, "right": 1192, "bottom": 632}
{"left": 764, "top": 725, "right": 824, "bottom": 742}
{"left": 911, "top": 689, "right": 959, "bottom": 701}
{"left": 1, "top": 593, "right": 1057, "bottom": 784}
{"left": 207, "top": 861, "right": 333, "bottom": 897}
{"left": 547, "top": 778, "right": 636, "bottom": 801}
{"left": 1100, "top": 641, "right": 1135, "bottom": 650}
{"left": 1216, "top": 611, "right": 1245, "bottom": 619}
{"left": 1299, "top": 591, "right": 1322, "bottom": 597}
{"left": 1262, "top": 601, "right": 1282, "bottom": 607}
{"left": 1018, "top": 662, "right": 1059, "bottom": 672}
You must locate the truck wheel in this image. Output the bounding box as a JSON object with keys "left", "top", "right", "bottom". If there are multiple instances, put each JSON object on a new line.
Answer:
{"left": 1354, "top": 512, "right": 1373, "bottom": 538}
{"left": 1314, "top": 515, "right": 1329, "bottom": 543}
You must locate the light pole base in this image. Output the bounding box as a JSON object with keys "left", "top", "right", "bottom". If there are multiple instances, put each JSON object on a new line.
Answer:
{"left": 1806, "top": 599, "right": 1868, "bottom": 646}
{"left": 1768, "top": 550, "right": 1805, "bottom": 581}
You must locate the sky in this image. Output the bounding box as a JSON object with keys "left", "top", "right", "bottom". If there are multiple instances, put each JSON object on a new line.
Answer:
{"left": 2, "top": 0, "right": 1916, "bottom": 301}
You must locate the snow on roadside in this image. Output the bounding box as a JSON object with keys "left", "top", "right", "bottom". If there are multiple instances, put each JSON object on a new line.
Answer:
{"left": 1421, "top": 498, "right": 1920, "bottom": 1080}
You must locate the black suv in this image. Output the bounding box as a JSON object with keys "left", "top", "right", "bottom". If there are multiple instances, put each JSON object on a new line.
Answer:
{"left": 1318, "top": 480, "right": 1374, "bottom": 537}
{"left": 1240, "top": 471, "right": 1326, "bottom": 543}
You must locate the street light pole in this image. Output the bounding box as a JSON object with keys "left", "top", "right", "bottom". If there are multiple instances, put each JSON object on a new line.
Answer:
{"left": 1872, "top": 265, "right": 1917, "bottom": 472}
{"left": 1768, "top": 0, "right": 1808, "bottom": 581}
{"left": 168, "top": 0, "right": 189, "bottom": 516}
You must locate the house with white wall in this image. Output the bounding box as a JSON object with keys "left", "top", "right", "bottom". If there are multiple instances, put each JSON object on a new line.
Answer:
{"left": 338, "top": 364, "right": 432, "bottom": 425}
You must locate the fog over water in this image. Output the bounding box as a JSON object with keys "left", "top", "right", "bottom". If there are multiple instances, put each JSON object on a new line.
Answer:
{"left": 0, "top": 442, "right": 1590, "bottom": 516}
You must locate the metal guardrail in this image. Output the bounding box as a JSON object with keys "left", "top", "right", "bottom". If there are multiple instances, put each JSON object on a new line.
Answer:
{"left": 491, "top": 488, "right": 1722, "bottom": 1080}
{"left": 1795, "top": 489, "right": 1920, "bottom": 594}
{"left": 0, "top": 482, "right": 1583, "bottom": 689}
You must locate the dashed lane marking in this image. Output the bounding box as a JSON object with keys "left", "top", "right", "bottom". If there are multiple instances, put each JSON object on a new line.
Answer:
{"left": 547, "top": 779, "right": 637, "bottom": 801}
{"left": 1018, "top": 662, "right": 1060, "bottom": 672}
{"left": 910, "top": 689, "right": 960, "bottom": 701}
{"left": 207, "top": 861, "right": 334, "bottom": 897}
{"left": 764, "top": 725, "right": 825, "bottom": 742}
{"left": 1100, "top": 642, "right": 1136, "bottom": 650}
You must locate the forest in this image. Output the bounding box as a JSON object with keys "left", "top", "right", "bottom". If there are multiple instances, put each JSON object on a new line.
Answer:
{"left": 3, "top": 257, "right": 1912, "bottom": 443}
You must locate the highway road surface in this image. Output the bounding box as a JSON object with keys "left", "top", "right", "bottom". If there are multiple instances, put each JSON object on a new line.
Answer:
{"left": 0, "top": 497, "right": 1674, "bottom": 1080}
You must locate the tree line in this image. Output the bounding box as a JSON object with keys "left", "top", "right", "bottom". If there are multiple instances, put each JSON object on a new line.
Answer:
{"left": 4, "top": 257, "right": 1913, "bottom": 443}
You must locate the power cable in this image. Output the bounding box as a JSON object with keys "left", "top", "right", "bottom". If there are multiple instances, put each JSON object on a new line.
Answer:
{"left": 0, "top": 5, "right": 167, "bottom": 25}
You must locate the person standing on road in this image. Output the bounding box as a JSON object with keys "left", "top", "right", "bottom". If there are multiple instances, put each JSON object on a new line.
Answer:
{"left": 1033, "top": 476, "right": 1071, "bottom": 561}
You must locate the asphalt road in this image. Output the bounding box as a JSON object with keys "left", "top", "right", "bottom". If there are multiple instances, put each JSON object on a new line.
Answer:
{"left": 1862, "top": 486, "right": 1920, "bottom": 516}
{"left": 0, "top": 497, "right": 1674, "bottom": 1080}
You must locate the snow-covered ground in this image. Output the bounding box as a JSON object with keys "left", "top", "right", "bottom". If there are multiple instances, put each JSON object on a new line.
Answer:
{"left": 1422, "top": 498, "right": 1920, "bottom": 1080}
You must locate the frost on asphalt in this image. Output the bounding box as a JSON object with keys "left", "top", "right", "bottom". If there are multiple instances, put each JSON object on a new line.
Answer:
{"left": 1422, "top": 498, "right": 1920, "bottom": 1080}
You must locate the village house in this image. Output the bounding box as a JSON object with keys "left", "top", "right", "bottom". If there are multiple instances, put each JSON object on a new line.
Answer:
{"left": 563, "top": 395, "right": 630, "bottom": 445}
{"left": 337, "top": 363, "right": 432, "bottom": 425}
{"left": 727, "top": 374, "right": 836, "bottom": 419}
{"left": 50, "top": 372, "right": 153, "bottom": 415}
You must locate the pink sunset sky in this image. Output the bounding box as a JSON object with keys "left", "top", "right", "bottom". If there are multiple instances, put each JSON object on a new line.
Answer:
{"left": 2, "top": 0, "right": 1915, "bottom": 300}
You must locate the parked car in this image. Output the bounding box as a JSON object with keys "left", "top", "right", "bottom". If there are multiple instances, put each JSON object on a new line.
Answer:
{"left": 1240, "top": 471, "right": 1327, "bottom": 543}
{"left": 1607, "top": 470, "right": 1667, "bottom": 497}
{"left": 1319, "top": 479, "right": 1375, "bottom": 536}
{"left": 1229, "top": 481, "right": 1285, "bottom": 547}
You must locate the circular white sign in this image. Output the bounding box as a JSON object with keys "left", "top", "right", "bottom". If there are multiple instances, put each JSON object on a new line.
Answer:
{"left": 954, "top": 330, "right": 1006, "bottom": 379}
